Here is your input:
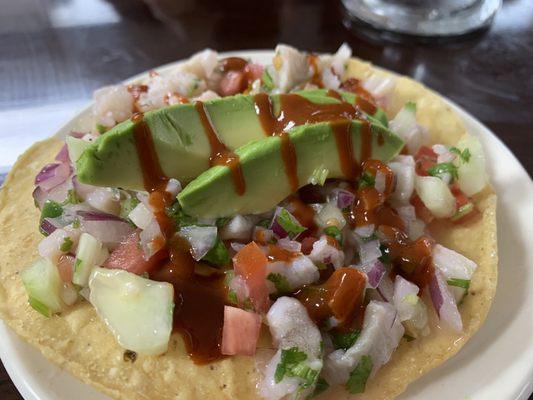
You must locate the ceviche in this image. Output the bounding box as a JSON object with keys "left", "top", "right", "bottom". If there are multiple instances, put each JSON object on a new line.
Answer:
{"left": 16, "top": 43, "right": 492, "bottom": 399}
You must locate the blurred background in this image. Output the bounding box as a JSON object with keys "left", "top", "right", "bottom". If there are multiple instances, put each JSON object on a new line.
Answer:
{"left": 0, "top": 0, "right": 532, "bottom": 182}
{"left": 0, "top": 0, "right": 532, "bottom": 398}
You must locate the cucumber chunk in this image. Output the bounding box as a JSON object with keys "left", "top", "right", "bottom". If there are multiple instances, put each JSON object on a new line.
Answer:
{"left": 89, "top": 267, "right": 174, "bottom": 355}
{"left": 21, "top": 258, "right": 64, "bottom": 317}
{"left": 73, "top": 232, "right": 103, "bottom": 287}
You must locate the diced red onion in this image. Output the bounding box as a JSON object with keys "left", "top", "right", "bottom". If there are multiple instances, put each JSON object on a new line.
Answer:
{"left": 82, "top": 219, "right": 134, "bottom": 250}
{"left": 357, "top": 238, "right": 381, "bottom": 265}
{"left": 230, "top": 242, "right": 246, "bottom": 253}
{"left": 35, "top": 163, "right": 71, "bottom": 191}
{"left": 354, "top": 224, "right": 375, "bottom": 238}
{"left": 128, "top": 203, "right": 153, "bottom": 230}
{"left": 330, "top": 188, "right": 355, "bottom": 209}
{"left": 38, "top": 228, "right": 73, "bottom": 262}
{"left": 68, "top": 131, "right": 85, "bottom": 139}
{"left": 392, "top": 275, "right": 420, "bottom": 321}
{"left": 309, "top": 236, "right": 345, "bottom": 268}
{"left": 270, "top": 207, "right": 305, "bottom": 240}
{"left": 86, "top": 188, "right": 121, "bottom": 215}
{"left": 165, "top": 178, "right": 182, "bottom": 197}
{"left": 178, "top": 225, "right": 218, "bottom": 261}
{"left": 76, "top": 210, "right": 125, "bottom": 222}
{"left": 376, "top": 273, "right": 394, "bottom": 302}
{"left": 429, "top": 270, "right": 463, "bottom": 332}
{"left": 72, "top": 175, "right": 96, "bottom": 200}
{"left": 220, "top": 215, "right": 254, "bottom": 241}
{"left": 139, "top": 219, "right": 165, "bottom": 259}
{"left": 358, "top": 260, "right": 386, "bottom": 289}
{"left": 55, "top": 145, "right": 69, "bottom": 164}
{"left": 277, "top": 237, "right": 302, "bottom": 253}
{"left": 40, "top": 218, "right": 60, "bottom": 235}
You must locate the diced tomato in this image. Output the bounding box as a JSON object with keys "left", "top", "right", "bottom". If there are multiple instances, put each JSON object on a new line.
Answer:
{"left": 104, "top": 231, "right": 168, "bottom": 275}
{"left": 57, "top": 254, "right": 75, "bottom": 282}
{"left": 245, "top": 63, "right": 264, "bottom": 81}
{"left": 410, "top": 194, "right": 434, "bottom": 224}
{"left": 449, "top": 184, "right": 479, "bottom": 224}
{"left": 219, "top": 71, "right": 247, "bottom": 96}
{"left": 233, "top": 242, "right": 270, "bottom": 313}
{"left": 414, "top": 146, "right": 438, "bottom": 176}
{"left": 221, "top": 306, "right": 262, "bottom": 356}
{"left": 301, "top": 236, "right": 318, "bottom": 255}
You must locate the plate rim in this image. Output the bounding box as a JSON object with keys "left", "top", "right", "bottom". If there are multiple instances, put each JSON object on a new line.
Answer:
{"left": 1, "top": 49, "right": 532, "bottom": 400}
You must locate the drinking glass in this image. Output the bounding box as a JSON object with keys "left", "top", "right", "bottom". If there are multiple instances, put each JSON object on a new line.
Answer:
{"left": 341, "top": 0, "right": 501, "bottom": 37}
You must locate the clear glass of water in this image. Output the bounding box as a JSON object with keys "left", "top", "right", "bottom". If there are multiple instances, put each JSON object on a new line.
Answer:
{"left": 342, "top": 0, "right": 501, "bottom": 37}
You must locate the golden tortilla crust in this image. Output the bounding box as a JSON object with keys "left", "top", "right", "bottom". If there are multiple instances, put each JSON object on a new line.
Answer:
{"left": 0, "top": 58, "right": 497, "bottom": 400}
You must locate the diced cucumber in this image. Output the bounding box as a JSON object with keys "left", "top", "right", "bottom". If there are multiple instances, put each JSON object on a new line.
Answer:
{"left": 455, "top": 135, "right": 487, "bottom": 196}
{"left": 73, "top": 233, "right": 103, "bottom": 287}
{"left": 415, "top": 176, "right": 456, "bottom": 218}
{"left": 66, "top": 135, "right": 90, "bottom": 163}
{"left": 89, "top": 267, "right": 174, "bottom": 355}
{"left": 21, "top": 258, "right": 64, "bottom": 317}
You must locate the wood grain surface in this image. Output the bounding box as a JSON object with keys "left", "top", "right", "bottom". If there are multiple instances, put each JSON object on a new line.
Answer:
{"left": 0, "top": 0, "right": 532, "bottom": 399}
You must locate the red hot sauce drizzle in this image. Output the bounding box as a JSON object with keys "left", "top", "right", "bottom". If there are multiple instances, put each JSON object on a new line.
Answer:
{"left": 253, "top": 92, "right": 374, "bottom": 191}
{"left": 195, "top": 101, "right": 246, "bottom": 195}
{"left": 131, "top": 112, "right": 227, "bottom": 364}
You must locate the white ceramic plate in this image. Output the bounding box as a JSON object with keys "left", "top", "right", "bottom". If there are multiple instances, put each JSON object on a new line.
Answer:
{"left": 1, "top": 51, "right": 532, "bottom": 400}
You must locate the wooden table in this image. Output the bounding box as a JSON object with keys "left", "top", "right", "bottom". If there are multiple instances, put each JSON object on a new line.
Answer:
{"left": 0, "top": 0, "right": 532, "bottom": 399}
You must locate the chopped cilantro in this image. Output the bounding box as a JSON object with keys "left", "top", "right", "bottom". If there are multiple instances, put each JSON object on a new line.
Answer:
{"left": 72, "top": 218, "right": 81, "bottom": 229}
{"left": 28, "top": 296, "right": 52, "bottom": 317}
{"left": 216, "top": 217, "right": 231, "bottom": 228}
{"left": 60, "top": 237, "right": 73, "bottom": 252}
{"left": 261, "top": 69, "right": 274, "bottom": 91}
{"left": 324, "top": 226, "right": 342, "bottom": 245}
{"left": 331, "top": 330, "right": 360, "bottom": 351}
{"left": 450, "top": 147, "right": 471, "bottom": 163}
{"left": 74, "top": 259, "right": 82, "bottom": 273}
{"left": 358, "top": 173, "right": 375, "bottom": 189}
{"left": 96, "top": 123, "right": 109, "bottom": 134}
{"left": 202, "top": 238, "right": 230, "bottom": 267}
{"left": 267, "top": 273, "right": 291, "bottom": 295}
{"left": 258, "top": 219, "right": 271, "bottom": 228}
{"left": 243, "top": 297, "right": 253, "bottom": 311}
{"left": 276, "top": 208, "right": 306, "bottom": 239}
{"left": 311, "top": 377, "right": 330, "bottom": 397}
{"left": 64, "top": 189, "right": 81, "bottom": 205}
{"left": 39, "top": 200, "right": 63, "bottom": 236}
{"left": 428, "top": 162, "right": 458, "bottom": 180}
{"left": 275, "top": 347, "right": 318, "bottom": 389}
{"left": 166, "top": 201, "right": 197, "bottom": 228}
{"left": 346, "top": 355, "right": 373, "bottom": 394}
{"left": 120, "top": 197, "right": 140, "bottom": 221}
{"left": 451, "top": 202, "right": 474, "bottom": 222}
{"left": 309, "top": 165, "right": 329, "bottom": 186}
{"left": 228, "top": 290, "right": 238, "bottom": 305}
{"left": 447, "top": 278, "right": 470, "bottom": 290}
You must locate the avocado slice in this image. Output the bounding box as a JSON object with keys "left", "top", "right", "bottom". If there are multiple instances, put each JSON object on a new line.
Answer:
{"left": 177, "top": 121, "right": 404, "bottom": 218}
{"left": 74, "top": 90, "right": 380, "bottom": 190}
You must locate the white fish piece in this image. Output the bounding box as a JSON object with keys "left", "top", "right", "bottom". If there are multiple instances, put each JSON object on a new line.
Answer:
{"left": 271, "top": 44, "right": 312, "bottom": 93}
{"left": 432, "top": 244, "right": 477, "bottom": 301}
{"left": 266, "top": 255, "right": 319, "bottom": 292}
{"left": 220, "top": 215, "right": 255, "bottom": 241}
{"left": 92, "top": 85, "right": 133, "bottom": 128}
{"left": 309, "top": 235, "right": 345, "bottom": 268}
{"left": 261, "top": 297, "right": 323, "bottom": 400}
{"left": 323, "top": 301, "right": 404, "bottom": 385}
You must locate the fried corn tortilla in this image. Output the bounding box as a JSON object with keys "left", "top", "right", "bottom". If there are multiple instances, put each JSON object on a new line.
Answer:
{"left": 0, "top": 57, "right": 497, "bottom": 400}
